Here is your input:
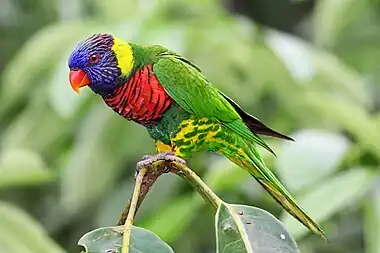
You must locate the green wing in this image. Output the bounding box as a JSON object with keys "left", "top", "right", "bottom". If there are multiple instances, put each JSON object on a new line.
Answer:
{"left": 152, "top": 53, "right": 274, "bottom": 154}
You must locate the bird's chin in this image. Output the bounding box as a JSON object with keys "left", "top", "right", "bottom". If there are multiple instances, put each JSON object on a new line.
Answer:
{"left": 89, "top": 83, "right": 116, "bottom": 97}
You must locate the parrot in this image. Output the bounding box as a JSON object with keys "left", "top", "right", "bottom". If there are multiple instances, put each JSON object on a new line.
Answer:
{"left": 68, "top": 33, "right": 325, "bottom": 239}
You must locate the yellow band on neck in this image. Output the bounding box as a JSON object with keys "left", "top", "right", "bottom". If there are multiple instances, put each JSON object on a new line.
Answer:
{"left": 112, "top": 37, "right": 134, "bottom": 76}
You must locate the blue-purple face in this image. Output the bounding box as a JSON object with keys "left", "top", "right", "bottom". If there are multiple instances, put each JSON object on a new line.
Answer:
{"left": 68, "top": 33, "right": 121, "bottom": 96}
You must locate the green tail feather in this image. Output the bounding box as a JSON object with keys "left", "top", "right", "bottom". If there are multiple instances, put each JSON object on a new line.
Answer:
{"left": 237, "top": 146, "right": 326, "bottom": 240}
{"left": 171, "top": 115, "right": 326, "bottom": 239}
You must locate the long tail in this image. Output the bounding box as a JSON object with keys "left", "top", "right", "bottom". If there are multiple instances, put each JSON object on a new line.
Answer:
{"left": 234, "top": 146, "right": 326, "bottom": 240}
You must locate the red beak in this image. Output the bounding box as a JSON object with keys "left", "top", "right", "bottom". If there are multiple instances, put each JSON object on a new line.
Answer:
{"left": 69, "top": 69, "right": 90, "bottom": 93}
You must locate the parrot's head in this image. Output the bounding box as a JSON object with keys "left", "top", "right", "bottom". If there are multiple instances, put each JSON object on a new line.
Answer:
{"left": 68, "top": 33, "right": 134, "bottom": 96}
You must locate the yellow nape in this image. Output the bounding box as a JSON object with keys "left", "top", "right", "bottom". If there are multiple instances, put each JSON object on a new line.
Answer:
{"left": 155, "top": 140, "right": 173, "bottom": 153}
{"left": 111, "top": 37, "right": 134, "bottom": 76}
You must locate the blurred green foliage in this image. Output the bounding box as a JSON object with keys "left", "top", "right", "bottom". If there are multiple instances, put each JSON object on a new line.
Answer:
{"left": 1, "top": 0, "right": 380, "bottom": 252}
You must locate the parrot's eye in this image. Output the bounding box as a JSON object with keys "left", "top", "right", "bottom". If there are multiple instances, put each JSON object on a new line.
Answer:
{"left": 89, "top": 53, "right": 100, "bottom": 63}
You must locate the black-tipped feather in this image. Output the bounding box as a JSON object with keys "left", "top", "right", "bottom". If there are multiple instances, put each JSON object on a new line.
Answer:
{"left": 220, "top": 92, "right": 295, "bottom": 142}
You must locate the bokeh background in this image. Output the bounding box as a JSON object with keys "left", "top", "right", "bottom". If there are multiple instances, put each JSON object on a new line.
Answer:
{"left": 1, "top": 0, "right": 380, "bottom": 252}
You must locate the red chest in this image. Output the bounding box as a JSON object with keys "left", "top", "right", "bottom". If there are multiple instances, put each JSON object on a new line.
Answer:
{"left": 104, "top": 64, "right": 174, "bottom": 125}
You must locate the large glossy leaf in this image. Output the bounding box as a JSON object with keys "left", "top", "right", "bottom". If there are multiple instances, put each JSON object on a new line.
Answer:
{"left": 276, "top": 129, "right": 350, "bottom": 192}
{"left": 78, "top": 226, "right": 174, "bottom": 253}
{"left": 281, "top": 168, "right": 376, "bottom": 239}
{"left": 216, "top": 203, "right": 300, "bottom": 253}
{"left": 0, "top": 201, "right": 65, "bottom": 253}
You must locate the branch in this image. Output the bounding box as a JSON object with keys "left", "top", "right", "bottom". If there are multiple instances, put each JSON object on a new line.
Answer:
{"left": 117, "top": 162, "right": 170, "bottom": 225}
{"left": 121, "top": 166, "right": 146, "bottom": 253}
{"left": 120, "top": 160, "right": 224, "bottom": 253}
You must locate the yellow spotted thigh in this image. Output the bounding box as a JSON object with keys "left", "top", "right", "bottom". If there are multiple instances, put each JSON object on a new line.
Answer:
{"left": 170, "top": 117, "right": 251, "bottom": 164}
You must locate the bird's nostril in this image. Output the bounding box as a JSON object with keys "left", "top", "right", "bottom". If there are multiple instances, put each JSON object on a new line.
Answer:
{"left": 70, "top": 67, "right": 79, "bottom": 71}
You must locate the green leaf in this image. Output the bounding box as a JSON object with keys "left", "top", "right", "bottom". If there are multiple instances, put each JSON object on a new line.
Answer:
{"left": 281, "top": 168, "right": 376, "bottom": 239}
{"left": 0, "top": 148, "right": 55, "bottom": 188}
{"left": 78, "top": 226, "right": 174, "bottom": 253}
{"left": 216, "top": 203, "right": 300, "bottom": 253}
{"left": 276, "top": 129, "right": 350, "bottom": 192}
{"left": 364, "top": 182, "right": 380, "bottom": 253}
{"left": 0, "top": 201, "right": 65, "bottom": 253}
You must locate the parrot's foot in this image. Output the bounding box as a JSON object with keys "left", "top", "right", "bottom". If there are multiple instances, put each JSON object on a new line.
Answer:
{"left": 135, "top": 152, "right": 187, "bottom": 175}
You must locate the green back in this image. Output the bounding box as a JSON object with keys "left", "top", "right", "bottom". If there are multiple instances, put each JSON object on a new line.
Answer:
{"left": 150, "top": 50, "right": 273, "bottom": 153}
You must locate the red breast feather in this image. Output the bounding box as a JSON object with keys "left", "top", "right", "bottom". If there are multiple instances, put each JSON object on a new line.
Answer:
{"left": 104, "top": 64, "right": 174, "bottom": 125}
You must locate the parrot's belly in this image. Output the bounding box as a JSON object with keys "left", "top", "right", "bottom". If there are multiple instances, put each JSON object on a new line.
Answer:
{"left": 165, "top": 117, "right": 249, "bottom": 161}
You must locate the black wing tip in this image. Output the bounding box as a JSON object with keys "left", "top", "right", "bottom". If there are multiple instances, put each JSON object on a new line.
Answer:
{"left": 218, "top": 90, "right": 296, "bottom": 142}
{"left": 278, "top": 133, "right": 295, "bottom": 142}
{"left": 321, "top": 232, "right": 328, "bottom": 241}
{"left": 256, "top": 128, "right": 296, "bottom": 142}
{"left": 268, "top": 147, "right": 277, "bottom": 157}
{"left": 313, "top": 227, "right": 328, "bottom": 241}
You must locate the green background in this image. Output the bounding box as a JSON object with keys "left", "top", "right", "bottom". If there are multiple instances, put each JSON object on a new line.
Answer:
{"left": 0, "top": 0, "right": 379, "bottom": 252}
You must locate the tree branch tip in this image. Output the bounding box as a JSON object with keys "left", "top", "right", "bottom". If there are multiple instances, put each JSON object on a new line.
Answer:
{"left": 120, "top": 158, "right": 224, "bottom": 253}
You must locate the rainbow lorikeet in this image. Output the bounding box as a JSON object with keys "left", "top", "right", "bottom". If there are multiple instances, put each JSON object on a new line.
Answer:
{"left": 68, "top": 33, "right": 325, "bottom": 239}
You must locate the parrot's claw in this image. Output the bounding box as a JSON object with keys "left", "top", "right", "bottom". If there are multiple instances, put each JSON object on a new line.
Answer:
{"left": 135, "top": 152, "right": 187, "bottom": 176}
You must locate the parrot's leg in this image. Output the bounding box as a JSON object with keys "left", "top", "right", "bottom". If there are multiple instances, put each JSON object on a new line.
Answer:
{"left": 135, "top": 152, "right": 187, "bottom": 174}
